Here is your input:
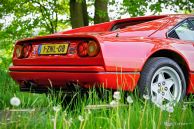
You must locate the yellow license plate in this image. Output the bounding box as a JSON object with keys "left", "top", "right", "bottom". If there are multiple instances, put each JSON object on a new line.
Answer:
{"left": 39, "top": 43, "right": 69, "bottom": 55}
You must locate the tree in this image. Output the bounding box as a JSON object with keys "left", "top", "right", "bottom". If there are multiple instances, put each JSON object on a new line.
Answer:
{"left": 0, "top": 0, "right": 69, "bottom": 38}
{"left": 123, "top": 0, "right": 194, "bottom": 17}
{"left": 70, "top": 0, "right": 88, "bottom": 29}
{"left": 123, "top": 0, "right": 148, "bottom": 17}
{"left": 94, "top": 0, "right": 109, "bottom": 24}
{"left": 30, "top": 0, "right": 59, "bottom": 34}
{"left": 154, "top": 0, "right": 193, "bottom": 14}
{"left": 69, "top": 0, "right": 110, "bottom": 28}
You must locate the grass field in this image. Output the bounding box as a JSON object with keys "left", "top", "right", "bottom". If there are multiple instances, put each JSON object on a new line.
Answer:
{"left": 0, "top": 70, "right": 194, "bottom": 129}
{"left": 0, "top": 40, "right": 194, "bottom": 129}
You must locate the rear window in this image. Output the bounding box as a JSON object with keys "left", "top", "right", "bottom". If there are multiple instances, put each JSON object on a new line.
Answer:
{"left": 111, "top": 20, "right": 154, "bottom": 31}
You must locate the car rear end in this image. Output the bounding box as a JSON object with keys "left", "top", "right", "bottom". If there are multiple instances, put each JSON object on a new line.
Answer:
{"left": 9, "top": 35, "right": 108, "bottom": 92}
{"left": 9, "top": 34, "right": 140, "bottom": 93}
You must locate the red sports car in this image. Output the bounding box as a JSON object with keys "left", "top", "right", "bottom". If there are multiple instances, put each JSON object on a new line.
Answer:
{"left": 9, "top": 14, "right": 194, "bottom": 108}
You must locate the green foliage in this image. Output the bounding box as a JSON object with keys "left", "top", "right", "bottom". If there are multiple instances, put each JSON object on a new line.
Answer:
{"left": 123, "top": 0, "right": 194, "bottom": 17}
{"left": 0, "top": 0, "right": 70, "bottom": 36}
{"left": 123, "top": 0, "right": 149, "bottom": 17}
{"left": 0, "top": 39, "right": 13, "bottom": 71}
{"left": 149, "top": 0, "right": 194, "bottom": 14}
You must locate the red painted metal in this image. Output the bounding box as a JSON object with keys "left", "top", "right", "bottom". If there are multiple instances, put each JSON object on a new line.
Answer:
{"left": 9, "top": 66, "right": 105, "bottom": 72}
{"left": 188, "top": 73, "right": 194, "bottom": 93}
{"left": 9, "top": 14, "right": 194, "bottom": 93}
{"left": 10, "top": 71, "right": 140, "bottom": 91}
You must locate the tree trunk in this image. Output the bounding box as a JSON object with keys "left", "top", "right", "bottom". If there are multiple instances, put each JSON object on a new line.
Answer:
{"left": 94, "top": 0, "right": 109, "bottom": 24}
{"left": 82, "top": 0, "right": 89, "bottom": 26}
{"left": 70, "top": 0, "right": 88, "bottom": 28}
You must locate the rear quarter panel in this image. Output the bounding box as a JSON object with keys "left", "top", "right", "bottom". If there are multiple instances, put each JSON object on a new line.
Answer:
{"left": 100, "top": 37, "right": 154, "bottom": 72}
{"left": 100, "top": 37, "right": 194, "bottom": 72}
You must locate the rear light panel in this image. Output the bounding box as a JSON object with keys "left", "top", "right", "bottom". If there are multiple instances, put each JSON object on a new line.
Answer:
{"left": 77, "top": 40, "right": 100, "bottom": 57}
{"left": 14, "top": 40, "right": 100, "bottom": 59}
{"left": 67, "top": 42, "right": 77, "bottom": 55}
{"left": 77, "top": 42, "right": 88, "bottom": 57}
{"left": 23, "top": 44, "right": 32, "bottom": 58}
{"left": 15, "top": 45, "right": 23, "bottom": 59}
{"left": 87, "top": 41, "right": 100, "bottom": 57}
{"left": 14, "top": 44, "right": 32, "bottom": 59}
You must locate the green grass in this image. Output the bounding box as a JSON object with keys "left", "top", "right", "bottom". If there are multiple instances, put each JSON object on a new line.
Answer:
{"left": 0, "top": 70, "right": 194, "bottom": 129}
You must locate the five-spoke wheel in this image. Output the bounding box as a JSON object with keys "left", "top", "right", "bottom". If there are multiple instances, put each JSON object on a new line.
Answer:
{"left": 138, "top": 57, "right": 186, "bottom": 110}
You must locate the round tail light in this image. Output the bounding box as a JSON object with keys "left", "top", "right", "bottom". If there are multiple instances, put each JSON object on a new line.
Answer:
{"left": 88, "top": 41, "right": 100, "bottom": 57}
{"left": 77, "top": 42, "right": 88, "bottom": 57}
{"left": 15, "top": 45, "right": 23, "bottom": 58}
{"left": 23, "top": 44, "right": 32, "bottom": 58}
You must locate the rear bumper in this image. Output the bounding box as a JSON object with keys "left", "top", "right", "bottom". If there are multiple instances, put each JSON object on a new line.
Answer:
{"left": 9, "top": 66, "right": 105, "bottom": 72}
{"left": 9, "top": 66, "right": 140, "bottom": 92}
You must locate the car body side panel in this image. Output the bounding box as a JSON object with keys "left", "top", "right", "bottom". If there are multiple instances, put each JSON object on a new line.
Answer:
{"left": 170, "top": 41, "right": 194, "bottom": 94}
{"left": 100, "top": 37, "right": 193, "bottom": 71}
{"left": 100, "top": 36, "right": 194, "bottom": 93}
{"left": 100, "top": 37, "right": 154, "bottom": 72}
{"left": 188, "top": 73, "right": 194, "bottom": 93}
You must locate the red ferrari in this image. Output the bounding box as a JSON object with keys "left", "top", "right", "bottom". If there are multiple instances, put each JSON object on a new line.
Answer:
{"left": 9, "top": 14, "right": 194, "bottom": 108}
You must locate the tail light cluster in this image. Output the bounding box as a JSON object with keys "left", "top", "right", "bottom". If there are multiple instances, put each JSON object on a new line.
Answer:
{"left": 77, "top": 40, "right": 100, "bottom": 57}
{"left": 15, "top": 44, "right": 32, "bottom": 59}
{"left": 14, "top": 40, "right": 100, "bottom": 58}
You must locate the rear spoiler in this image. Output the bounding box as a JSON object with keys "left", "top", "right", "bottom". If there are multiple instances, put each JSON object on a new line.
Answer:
{"left": 16, "top": 34, "right": 102, "bottom": 44}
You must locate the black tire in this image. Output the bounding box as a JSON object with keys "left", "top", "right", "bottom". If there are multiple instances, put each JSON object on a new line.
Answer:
{"left": 138, "top": 57, "right": 186, "bottom": 106}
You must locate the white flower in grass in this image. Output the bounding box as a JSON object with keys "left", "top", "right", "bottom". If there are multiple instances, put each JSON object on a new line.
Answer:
{"left": 88, "top": 109, "right": 91, "bottom": 114}
{"left": 69, "top": 118, "right": 73, "bottom": 124}
{"left": 53, "top": 105, "right": 61, "bottom": 112}
{"left": 64, "top": 117, "right": 73, "bottom": 127}
{"left": 143, "top": 94, "right": 150, "bottom": 100}
{"left": 182, "top": 105, "right": 187, "bottom": 111}
{"left": 78, "top": 115, "right": 84, "bottom": 122}
{"left": 110, "top": 100, "right": 119, "bottom": 106}
{"left": 113, "top": 91, "right": 121, "bottom": 101}
{"left": 63, "top": 111, "right": 67, "bottom": 116}
{"left": 51, "top": 118, "right": 55, "bottom": 122}
{"left": 166, "top": 106, "right": 174, "bottom": 113}
{"left": 126, "top": 96, "right": 133, "bottom": 104}
{"left": 10, "top": 96, "right": 21, "bottom": 106}
{"left": 164, "top": 121, "right": 173, "bottom": 127}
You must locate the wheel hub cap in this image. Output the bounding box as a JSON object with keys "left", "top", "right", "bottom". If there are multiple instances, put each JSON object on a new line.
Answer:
{"left": 150, "top": 66, "right": 182, "bottom": 109}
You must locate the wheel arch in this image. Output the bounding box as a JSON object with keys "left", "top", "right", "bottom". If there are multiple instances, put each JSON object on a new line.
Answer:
{"left": 143, "top": 49, "right": 190, "bottom": 87}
